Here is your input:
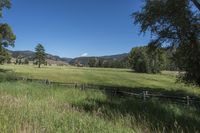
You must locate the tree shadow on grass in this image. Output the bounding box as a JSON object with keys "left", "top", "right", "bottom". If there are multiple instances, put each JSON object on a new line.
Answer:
{"left": 0, "top": 68, "right": 16, "bottom": 82}
{"left": 73, "top": 93, "right": 200, "bottom": 132}
{"left": 91, "top": 84, "right": 200, "bottom": 99}
{"left": 0, "top": 68, "right": 12, "bottom": 73}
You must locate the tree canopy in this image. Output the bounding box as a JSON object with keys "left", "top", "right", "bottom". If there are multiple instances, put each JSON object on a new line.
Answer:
{"left": 129, "top": 46, "right": 170, "bottom": 73}
{"left": 133, "top": 0, "right": 200, "bottom": 85}
{"left": 0, "top": 0, "right": 11, "bottom": 17}
{"left": 0, "top": 0, "right": 16, "bottom": 59}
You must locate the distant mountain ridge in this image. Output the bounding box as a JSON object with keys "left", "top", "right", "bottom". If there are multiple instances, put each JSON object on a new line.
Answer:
{"left": 8, "top": 50, "right": 129, "bottom": 65}
{"left": 9, "top": 50, "right": 72, "bottom": 63}
{"left": 101, "top": 53, "right": 129, "bottom": 60}
{"left": 69, "top": 53, "right": 129, "bottom": 66}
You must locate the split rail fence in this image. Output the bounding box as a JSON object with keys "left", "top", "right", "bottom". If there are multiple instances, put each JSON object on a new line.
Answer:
{"left": 16, "top": 77, "right": 200, "bottom": 107}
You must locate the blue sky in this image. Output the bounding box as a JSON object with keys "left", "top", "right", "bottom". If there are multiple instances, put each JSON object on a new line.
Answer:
{"left": 2, "top": 0, "right": 151, "bottom": 58}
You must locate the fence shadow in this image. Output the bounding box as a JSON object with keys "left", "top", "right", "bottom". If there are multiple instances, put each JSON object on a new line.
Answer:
{"left": 72, "top": 93, "right": 200, "bottom": 132}
{"left": 15, "top": 76, "right": 200, "bottom": 99}
{"left": 89, "top": 84, "right": 200, "bottom": 99}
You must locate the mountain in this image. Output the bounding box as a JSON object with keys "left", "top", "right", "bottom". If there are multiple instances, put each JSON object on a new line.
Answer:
{"left": 69, "top": 53, "right": 129, "bottom": 66}
{"left": 10, "top": 50, "right": 35, "bottom": 60}
{"left": 8, "top": 50, "right": 129, "bottom": 66}
{"left": 9, "top": 50, "right": 72, "bottom": 61}
{"left": 8, "top": 50, "right": 72, "bottom": 65}
{"left": 101, "top": 53, "right": 129, "bottom": 60}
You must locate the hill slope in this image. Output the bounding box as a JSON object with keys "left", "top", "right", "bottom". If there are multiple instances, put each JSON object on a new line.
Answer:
{"left": 9, "top": 50, "right": 72, "bottom": 65}
{"left": 69, "top": 53, "right": 129, "bottom": 66}
{"left": 8, "top": 50, "right": 129, "bottom": 66}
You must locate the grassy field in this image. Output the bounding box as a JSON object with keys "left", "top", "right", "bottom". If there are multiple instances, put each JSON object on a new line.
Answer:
{"left": 0, "top": 64, "right": 200, "bottom": 96}
{"left": 0, "top": 65, "right": 200, "bottom": 132}
{"left": 0, "top": 81, "right": 199, "bottom": 133}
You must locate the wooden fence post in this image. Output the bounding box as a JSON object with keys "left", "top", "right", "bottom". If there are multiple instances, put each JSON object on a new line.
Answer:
{"left": 80, "top": 84, "right": 84, "bottom": 90}
{"left": 143, "top": 91, "right": 146, "bottom": 101}
{"left": 74, "top": 83, "right": 77, "bottom": 88}
{"left": 145, "top": 91, "right": 148, "bottom": 97}
{"left": 114, "top": 89, "right": 117, "bottom": 96}
{"left": 82, "top": 84, "right": 85, "bottom": 90}
{"left": 45, "top": 79, "right": 51, "bottom": 85}
{"left": 143, "top": 91, "right": 148, "bottom": 101}
{"left": 45, "top": 79, "right": 47, "bottom": 84}
{"left": 186, "top": 96, "right": 190, "bottom": 106}
{"left": 22, "top": 77, "right": 27, "bottom": 81}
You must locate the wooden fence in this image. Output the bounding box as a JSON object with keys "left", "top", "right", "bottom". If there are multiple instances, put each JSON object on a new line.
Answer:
{"left": 15, "top": 77, "right": 200, "bottom": 107}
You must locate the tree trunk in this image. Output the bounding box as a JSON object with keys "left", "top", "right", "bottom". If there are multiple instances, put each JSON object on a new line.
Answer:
{"left": 38, "top": 63, "right": 40, "bottom": 68}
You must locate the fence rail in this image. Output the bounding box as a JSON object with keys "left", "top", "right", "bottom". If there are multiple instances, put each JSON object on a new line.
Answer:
{"left": 15, "top": 77, "right": 200, "bottom": 106}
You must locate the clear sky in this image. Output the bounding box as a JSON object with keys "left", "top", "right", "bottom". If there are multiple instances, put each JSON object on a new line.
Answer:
{"left": 2, "top": 0, "right": 151, "bottom": 58}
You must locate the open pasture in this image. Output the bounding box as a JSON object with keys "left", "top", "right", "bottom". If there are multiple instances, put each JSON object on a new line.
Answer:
{"left": 0, "top": 64, "right": 200, "bottom": 97}
{"left": 0, "top": 65, "right": 200, "bottom": 132}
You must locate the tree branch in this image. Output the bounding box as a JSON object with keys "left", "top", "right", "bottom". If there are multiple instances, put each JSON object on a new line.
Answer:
{"left": 192, "top": 0, "right": 200, "bottom": 11}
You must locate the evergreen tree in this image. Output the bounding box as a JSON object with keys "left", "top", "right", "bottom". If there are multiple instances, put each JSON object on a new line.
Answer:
{"left": 35, "top": 44, "right": 46, "bottom": 68}
{"left": 0, "top": 0, "right": 16, "bottom": 59}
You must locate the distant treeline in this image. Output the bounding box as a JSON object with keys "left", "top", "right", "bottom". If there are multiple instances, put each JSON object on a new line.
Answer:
{"left": 0, "top": 46, "right": 178, "bottom": 73}
{"left": 86, "top": 46, "right": 178, "bottom": 73}
{"left": 87, "top": 57, "right": 130, "bottom": 68}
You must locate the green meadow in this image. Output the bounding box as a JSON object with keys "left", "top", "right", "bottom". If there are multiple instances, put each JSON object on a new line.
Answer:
{"left": 0, "top": 64, "right": 200, "bottom": 96}
{"left": 0, "top": 65, "right": 200, "bottom": 132}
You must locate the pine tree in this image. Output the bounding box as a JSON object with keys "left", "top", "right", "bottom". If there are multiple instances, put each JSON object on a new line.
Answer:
{"left": 35, "top": 44, "right": 46, "bottom": 68}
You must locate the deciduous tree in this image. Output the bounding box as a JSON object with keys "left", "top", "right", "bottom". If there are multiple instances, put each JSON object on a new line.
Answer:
{"left": 133, "top": 0, "right": 200, "bottom": 85}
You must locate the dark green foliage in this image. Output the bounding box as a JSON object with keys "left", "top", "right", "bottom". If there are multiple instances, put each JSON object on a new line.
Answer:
{"left": 24, "top": 58, "right": 29, "bottom": 64}
{"left": 0, "top": 0, "right": 16, "bottom": 61}
{"left": 35, "top": 44, "right": 46, "bottom": 68}
{"left": 129, "top": 46, "right": 168, "bottom": 73}
{"left": 97, "top": 58, "right": 103, "bottom": 67}
{"left": 133, "top": 0, "right": 200, "bottom": 85}
{"left": 129, "top": 47, "right": 149, "bottom": 73}
{"left": 0, "top": 48, "right": 11, "bottom": 64}
{"left": 70, "top": 54, "right": 129, "bottom": 68}
{"left": 175, "top": 43, "right": 200, "bottom": 85}
{"left": 164, "top": 47, "right": 178, "bottom": 71}
{"left": 88, "top": 57, "right": 130, "bottom": 68}
{"left": 88, "top": 58, "right": 97, "bottom": 67}
{"left": 0, "top": 55, "right": 5, "bottom": 64}
{"left": 0, "top": 0, "right": 11, "bottom": 17}
{"left": 0, "top": 23, "right": 16, "bottom": 48}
